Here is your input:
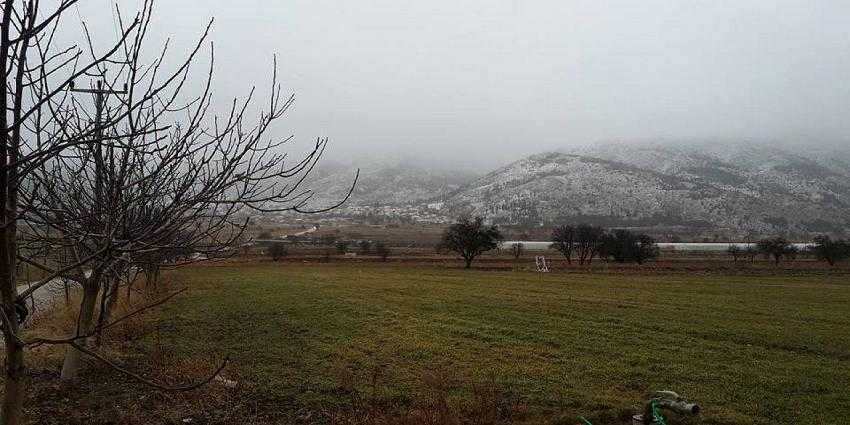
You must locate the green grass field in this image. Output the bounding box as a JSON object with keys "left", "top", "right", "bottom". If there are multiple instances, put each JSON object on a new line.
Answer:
{"left": 156, "top": 263, "right": 850, "bottom": 424}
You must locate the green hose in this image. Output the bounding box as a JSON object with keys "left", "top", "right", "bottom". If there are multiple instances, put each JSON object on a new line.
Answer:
{"left": 650, "top": 401, "right": 668, "bottom": 425}
{"left": 578, "top": 400, "right": 667, "bottom": 425}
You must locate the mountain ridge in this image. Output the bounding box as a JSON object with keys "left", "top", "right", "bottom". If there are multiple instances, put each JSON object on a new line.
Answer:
{"left": 304, "top": 143, "right": 850, "bottom": 235}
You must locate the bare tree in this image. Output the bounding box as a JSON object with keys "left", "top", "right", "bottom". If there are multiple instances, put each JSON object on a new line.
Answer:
{"left": 812, "top": 236, "right": 850, "bottom": 266}
{"left": 757, "top": 237, "right": 792, "bottom": 266}
{"left": 574, "top": 224, "right": 605, "bottom": 265}
{"left": 598, "top": 229, "right": 659, "bottom": 264}
{"left": 8, "top": 0, "right": 357, "bottom": 404}
{"left": 0, "top": 1, "right": 156, "bottom": 421}
{"left": 510, "top": 242, "right": 524, "bottom": 259}
{"left": 550, "top": 225, "right": 575, "bottom": 264}
{"left": 335, "top": 240, "right": 350, "bottom": 254}
{"left": 783, "top": 244, "right": 800, "bottom": 262}
{"left": 357, "top": 240, "right": 372, "bottom": 255}
{"left": 634, "top": 234, "right": 660, "bottom": 264}
{"left": 268, "top": 242, "right": 288, "bottom": 262}
{"left": 374, "top": 241, "right": 390, "bottom": 262}
{"left": 727, "top": 245, "right": 742, "bottom": 262}
{"left": 744, "top": 245, "right": 758, "bottom": 263}
{"left": 319, "top": 234, "right": 337, "bottom": 260}
{"left": 439, "top": 216, "right": 503, "bottom": 269}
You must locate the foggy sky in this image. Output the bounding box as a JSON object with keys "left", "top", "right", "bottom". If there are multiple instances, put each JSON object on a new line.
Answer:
{"left": 71, "top": 1, "right": 850, "bottom": 168}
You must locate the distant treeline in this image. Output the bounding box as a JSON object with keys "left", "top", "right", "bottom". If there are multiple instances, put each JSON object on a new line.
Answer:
{"left": 549, "top": 224, "right": 659, "bottom": 265}
{"left": 728, "top": 236, "right": 850, "bottom": 266}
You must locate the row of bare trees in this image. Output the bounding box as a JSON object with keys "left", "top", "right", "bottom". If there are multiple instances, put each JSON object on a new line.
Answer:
{"left": 550, "top": 224, "right": 605, "bottom": 265}
{"left": 551, "top": 224, "right": 659, "bottom": 265}
{"left": 0, "top": 1, "right": 354, "bottom": 423}
{"left": 728, "top": 236, "right": 850, "bottom": 266}
{"left": 726, "top": 238, "right": 799, "bottom": 265}
{"left": 265, "top": 239, "right": 391, "bottom": 261}
{"left": 437, "top": 219, "right": 661, "bottom": 269}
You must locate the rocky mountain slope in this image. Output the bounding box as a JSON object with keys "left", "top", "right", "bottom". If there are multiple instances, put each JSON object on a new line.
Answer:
{"left": 301, "top": 143, "right": 850, "bottom": 234}
{"left": 442, "top": 144, "right": 850, "bottom": 233}
{"left": 304, "top": 156, "right": 477, "bottom": 208}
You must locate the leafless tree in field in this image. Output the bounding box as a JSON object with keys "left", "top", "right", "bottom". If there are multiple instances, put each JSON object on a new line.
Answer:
{"left": 574, "top": 224, "right": 605, "bottom": 265}
{"left": 374, "top": 241, "right": 390, "bottom": 262}
{"left": 510, "top": 242, "right": 524, "bottom": 259}
{"left": 2, "top": 1, "right": 356, "bottom": 422}
{"left": 550, "top": 225, "right": 575, "bottom": 264}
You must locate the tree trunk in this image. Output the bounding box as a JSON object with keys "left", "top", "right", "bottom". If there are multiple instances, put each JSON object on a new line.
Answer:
{"left": 1, "top": 1, "right": 26, "bottom": 420}
{"left": 126, "top": 274, "right": 133, "bottom": 302}
{"left": 1, "top": 340, "right": 25, "bottom": 425}
{"left": 149, "top": 265, "right": 160, "bottom": 293}
{"left": 464, "top": 257, "right": 472, "bottom": 269}
{"left": 60, "top": 282, "right": 99, "bottom": 381}
{"left": 1, "top": 212, "right": 25, "bottom": 425}
{"left": 0, "top": 284, "right": 25, "bottom": 424}
{"left": 96, "top": 276, "right": 121, "bottom": 346}
{"left": 143, "top": 264, "right": 160, "bottom": 293}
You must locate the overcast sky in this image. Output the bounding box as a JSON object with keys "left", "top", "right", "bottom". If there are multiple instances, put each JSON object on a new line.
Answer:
{"left": 71, "top": 1, "right": 850, "bottom": 168}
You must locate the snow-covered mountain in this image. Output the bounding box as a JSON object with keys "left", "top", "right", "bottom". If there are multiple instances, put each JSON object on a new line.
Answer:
{"left": 443, "top": 143, "right": 850, "bottom": 233}
{"left": 304, "top": 156, "right": 478, "bottom": 208}
{"left": 302, "top": 143, "right": 850, "bottom": 234}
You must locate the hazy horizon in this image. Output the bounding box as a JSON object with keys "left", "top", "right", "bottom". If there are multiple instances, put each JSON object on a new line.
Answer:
{"left": 316, "top": 138, "right": 849, "bottom": 173}
{"left": 69, "top": 1, "right": 850, "bottom": 168}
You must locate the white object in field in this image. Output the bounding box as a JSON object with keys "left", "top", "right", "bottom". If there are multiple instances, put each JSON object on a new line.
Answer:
{"left": 535, "top": 256, "right": 549, "bottom": 273}
{"left": 633, "top": 390, "right": 701, "bottom": 424}
{"left": 214, "top": 375, "right": 238, "bottom": 389}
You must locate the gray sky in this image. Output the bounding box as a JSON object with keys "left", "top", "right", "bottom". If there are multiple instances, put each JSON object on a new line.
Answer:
{"left": 72, "top": 1, "right": 850, "bottom": 168}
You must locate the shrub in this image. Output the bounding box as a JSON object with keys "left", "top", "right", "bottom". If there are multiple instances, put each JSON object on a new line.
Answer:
{"left": 600, "top": 230, "right": 659, "bottom": 264}
{"left": 374, "top": 242, "right": 391, "bottom": 262}
{"left": 811, "top": 236, "right": 850, "bottom": 266}
{"left": 358, "top": 240, "right": 372, "bottom": 255}
{"left": 510, "top": 242, "right": 524, "bottom": 259}
{"left": 727, "top": 245, "right": 742, "bottom": 262}
{"left": 757, "top": 237, "right": 792, "bottom": 265}
{"left": 335, "top": 240, "right": 351, "bottom": 254}
{"left": 268, "top": 242, "right": 287, "bottom": 262}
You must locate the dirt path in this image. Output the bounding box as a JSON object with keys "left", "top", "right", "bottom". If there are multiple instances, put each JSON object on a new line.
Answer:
{"left": 17, "top": 277, "right": 70, "bottom": 324}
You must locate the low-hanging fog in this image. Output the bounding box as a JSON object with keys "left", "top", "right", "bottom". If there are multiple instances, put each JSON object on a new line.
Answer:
{"left": 71, "top": 1, "right": 850, "bottom": 170}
